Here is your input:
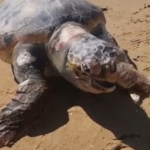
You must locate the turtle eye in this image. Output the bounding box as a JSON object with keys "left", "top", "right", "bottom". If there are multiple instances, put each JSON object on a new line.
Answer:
{"left": 81, "top": 63, "right": 90, "bottom": 74}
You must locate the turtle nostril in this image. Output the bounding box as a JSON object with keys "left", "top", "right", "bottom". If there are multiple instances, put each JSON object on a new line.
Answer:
{"left": 101, "top": 63, "right": 117, "bottom": 83}
{"left": 102, "top": 62, "right": 116, "bottom": 73}
{"left": 104, "top": 64, "right": 110, "bottom": 70}
{"left": 110, "top": 60, "right": 116, "bottom": 73}
{"left": 110, "top": 64, "right": 116, "bottom": 73}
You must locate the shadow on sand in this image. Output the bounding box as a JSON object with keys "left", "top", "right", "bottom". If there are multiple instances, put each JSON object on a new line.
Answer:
{"left": 28, "top": 77, "right": 150, "bottom": 150}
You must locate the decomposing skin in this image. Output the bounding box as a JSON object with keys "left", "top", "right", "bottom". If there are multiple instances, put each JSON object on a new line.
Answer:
{"left": 0, "top": 0, "right": 149, "bottom": 148}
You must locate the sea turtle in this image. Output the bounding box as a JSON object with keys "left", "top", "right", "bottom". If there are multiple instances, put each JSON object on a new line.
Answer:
{"left": 0, "top": 0, "right": 150, "bottom": 148}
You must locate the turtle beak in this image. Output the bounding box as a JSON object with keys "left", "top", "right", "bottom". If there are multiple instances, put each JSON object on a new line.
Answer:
{"left": 99, "top": 63, "right": 118, "bottom": 83}
{"left": 82, "top": 60, "right": 118, "bottom": 83}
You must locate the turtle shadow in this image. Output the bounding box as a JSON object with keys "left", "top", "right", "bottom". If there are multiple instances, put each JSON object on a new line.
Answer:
{"left": 28, "top": 77, "right": 150, "bottom": 150}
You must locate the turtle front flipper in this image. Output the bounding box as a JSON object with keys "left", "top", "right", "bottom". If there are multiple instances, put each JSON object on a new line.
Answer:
{"left": 92, "top": 23, "right": 143, "bottom": 102}
{"left": 0, "top": 43, "right": 48, "bottom": 147}
{"left": 117, "top": 62, "right": 150, "bottom": 103}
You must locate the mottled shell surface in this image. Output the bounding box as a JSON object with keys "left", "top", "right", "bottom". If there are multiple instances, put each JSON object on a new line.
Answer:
{"left": 0, "top": 0, "right": 105, "bottom": 63}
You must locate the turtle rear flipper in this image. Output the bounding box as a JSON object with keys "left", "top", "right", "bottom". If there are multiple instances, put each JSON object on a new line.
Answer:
{"left": 117, "top": 62, "right": 150, "bottom": 103}
{"left": 0, "top": 43, "right": 48, "bottom": 147}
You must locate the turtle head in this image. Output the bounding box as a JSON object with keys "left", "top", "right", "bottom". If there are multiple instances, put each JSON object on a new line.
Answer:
{"left": 65, "top": 34, "right": 119, "bottom": 94}
{"left": 49, "top": 22, "right": 119, "bottom": 94}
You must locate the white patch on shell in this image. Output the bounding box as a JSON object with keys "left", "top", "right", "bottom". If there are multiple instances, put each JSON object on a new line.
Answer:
{"left": 130, "top": 93, "right": 140, "bottom": 103}
{"left": 19, "top": 79, "right": 31, "bottom": 87}
{"left": 16, "top": 51, "right": 36, "bottom": 66}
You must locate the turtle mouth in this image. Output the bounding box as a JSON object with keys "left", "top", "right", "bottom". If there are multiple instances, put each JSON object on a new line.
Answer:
{"left": 92, "top": 79, "right": 116, "bottom": 90}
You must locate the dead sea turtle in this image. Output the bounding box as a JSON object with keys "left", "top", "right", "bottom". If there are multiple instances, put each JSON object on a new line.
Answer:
{"left": 0, "top": 0, "right": 150, "bottom": 148}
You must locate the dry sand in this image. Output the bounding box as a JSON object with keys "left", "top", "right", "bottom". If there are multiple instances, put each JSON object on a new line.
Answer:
{"left": 1, "top": 0, "right": 150, "bottom": 150}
